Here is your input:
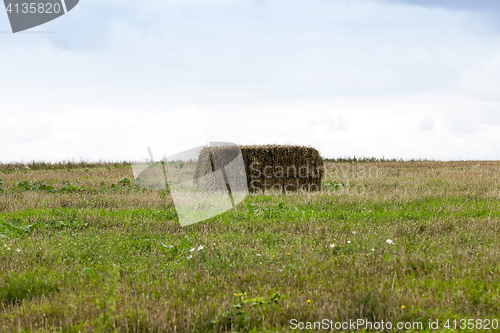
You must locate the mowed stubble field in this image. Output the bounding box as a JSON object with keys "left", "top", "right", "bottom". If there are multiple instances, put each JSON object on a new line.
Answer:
{"left": 1, "top": 160, "right": 500, "bottom": 332}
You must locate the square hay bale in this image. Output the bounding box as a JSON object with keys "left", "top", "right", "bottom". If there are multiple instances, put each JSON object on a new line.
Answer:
{"left": 193, "top": 145, "right": 324, "bottom": 193}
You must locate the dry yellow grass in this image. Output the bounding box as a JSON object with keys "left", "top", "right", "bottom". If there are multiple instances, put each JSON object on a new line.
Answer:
{"left": 0, "top": 160, "right": 499, "bottom": 332}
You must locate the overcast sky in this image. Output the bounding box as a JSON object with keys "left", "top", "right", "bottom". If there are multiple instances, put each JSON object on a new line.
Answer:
{"left": 2, "top": 0, "right": 500, "bottom": 162}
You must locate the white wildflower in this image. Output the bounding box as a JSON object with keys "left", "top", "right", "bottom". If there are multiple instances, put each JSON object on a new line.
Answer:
{"left": 352, "top": 231, "right": 356, "bottom": 234}
{"left": 16, "top": 248, "right": 21, "bottom": 253}
{"left": 189, "top": 247, "right": 195, "bottom": 252}
{"left": 330, "top": 244, "right": 336, "bottom": 248}
{"left": 256, "top": 254, "right": 261, "bottom": 256}
{"left": 187, "top": 255, "right": 192, "bottom": 259}
{"left": 347, "top": 241, "right": 351, "bottom": 244}
{"left": 386, "top": 239, "right": 394, "bottom": 245}
{"left": 371, "top": 249, "right": 375, "bottom": 251}
{"left": 197, "top": 245, "right": 204, "bottom": 251}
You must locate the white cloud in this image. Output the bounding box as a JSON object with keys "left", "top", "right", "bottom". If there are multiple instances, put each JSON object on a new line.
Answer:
{"left": 459, "top": 57, "right": 500, "bottom": 101}
{"left": 309, "top": 114, "right": 350, "bottom": 132}
{"left": 419, "top": 117, "right": 435, "bottom": 131}
{"left": 2, "top": 0, "right": 500, "bottom": 161}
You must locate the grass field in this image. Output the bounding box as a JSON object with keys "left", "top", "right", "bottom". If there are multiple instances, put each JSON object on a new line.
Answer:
{"left": 1, "top": 160, "right": 500, "bottom": 332}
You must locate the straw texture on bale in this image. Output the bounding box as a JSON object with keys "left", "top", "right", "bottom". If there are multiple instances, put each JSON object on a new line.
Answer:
{"left": 193, "top": 145, "right": 324, "bottom": 192}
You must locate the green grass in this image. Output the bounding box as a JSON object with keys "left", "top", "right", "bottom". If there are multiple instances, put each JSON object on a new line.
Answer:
{"left": 0, "top": 271, "right": 59, "bottom": 305}
{"left": 1, "top": 161, "right": 500, "bottom": 332}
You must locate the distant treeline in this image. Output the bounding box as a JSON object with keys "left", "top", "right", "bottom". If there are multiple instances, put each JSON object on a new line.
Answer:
{"left": 0, "top": 160, "right": 131, "bottom": 172}
{"left": 0, "top": 156, "right": 478, "bottom": 171}
{"left": 323, "top": 157, "right": 432, "bottom": 163}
